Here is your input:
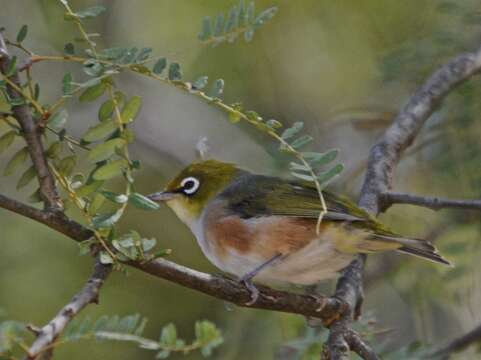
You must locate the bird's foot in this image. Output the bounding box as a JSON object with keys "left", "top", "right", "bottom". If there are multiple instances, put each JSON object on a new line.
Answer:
{"left": 240, "top": 277, "right": 260, "bottom": 306}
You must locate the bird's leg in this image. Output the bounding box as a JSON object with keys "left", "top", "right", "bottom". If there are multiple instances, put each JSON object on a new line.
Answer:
{"left": 240, "top": 253, "right": 283, "bottom": 306}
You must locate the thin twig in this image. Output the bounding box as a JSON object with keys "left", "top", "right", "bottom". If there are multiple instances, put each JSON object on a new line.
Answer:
{"left": 381, "top": 192, "right": 481, "bottom": 212}
{"left": 0, "top": 33, "right": 61, "bottom": 210}
{"left": 24, "top": 258, "right": 111, "bottom": 360}
{"left": 429, "top": 323, "right": 481, "bottom": 359}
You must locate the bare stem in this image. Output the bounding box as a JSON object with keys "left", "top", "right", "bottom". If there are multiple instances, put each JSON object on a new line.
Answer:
{"left": 24, "top": 258, "right": 111, "bottom": 360}
{"left": 381, "top": 192, "right": 481, "bottom": 212}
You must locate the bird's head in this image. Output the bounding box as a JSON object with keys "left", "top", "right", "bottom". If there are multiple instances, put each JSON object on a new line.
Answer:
{"left": 148, "top": 160, "right": 243, "bottom": 226}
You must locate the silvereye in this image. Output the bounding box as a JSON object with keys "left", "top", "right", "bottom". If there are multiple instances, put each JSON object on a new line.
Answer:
{"left": 148, "top": 160, "right": 450, "bottom": 302}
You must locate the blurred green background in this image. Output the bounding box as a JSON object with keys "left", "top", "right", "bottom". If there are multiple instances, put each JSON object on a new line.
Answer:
{"left": 1, "top": 0, "right": 481, "bottom": 358}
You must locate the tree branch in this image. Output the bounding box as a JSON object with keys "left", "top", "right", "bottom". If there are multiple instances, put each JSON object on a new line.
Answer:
{"left": 429, "top": 323, "right": 481, "bottom": 359}
{"left": 0, "top": 32, "right": 61, "bottom": 211}
{"left": 381, "top": 192, "right": 481, "bottom": 212}
{"left": 25, "top": 258, "right": 112, "bottom": 360}
{"left": 323, "top": 44, "right": 481, "bottom": 359}
{"left": 360, "top": 46, "right": 481, "bottom": 214}
{"left": 0, "top": 193, "right": 346, "bottom": 324}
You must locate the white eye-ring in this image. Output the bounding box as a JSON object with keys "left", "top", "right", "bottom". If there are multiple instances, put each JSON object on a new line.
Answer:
{"left": 180, "top": 176, "right": 200, "bottom": 195}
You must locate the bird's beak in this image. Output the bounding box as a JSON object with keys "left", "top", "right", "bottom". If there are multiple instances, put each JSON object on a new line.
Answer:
{"left": 147, "top": 191, "right": 178, "bottom": 202}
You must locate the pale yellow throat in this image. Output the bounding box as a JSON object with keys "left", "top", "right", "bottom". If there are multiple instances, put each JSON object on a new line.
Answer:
{"left": 165, "top": 198, "right": 201, "bottom": 228}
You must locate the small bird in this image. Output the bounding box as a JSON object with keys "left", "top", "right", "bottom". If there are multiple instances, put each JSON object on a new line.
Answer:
{"left": 148, "top": 160, "right": 450, "bottom": 302}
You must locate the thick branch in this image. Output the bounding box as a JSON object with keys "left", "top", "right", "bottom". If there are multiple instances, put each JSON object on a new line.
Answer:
{"left": 381, "top": 192, "right": 481, "bottom": 212}
{"left": 25, "top": 259, "right": 111, "bottom": 360}
{"left": 0, "top": 194, "right": 345, "bottom": 323}
{"left": 359, "top": 46, "right": 481, "bottom": 214}
{"left": 0, "top": 32, "right": 61, "bottom": 210}
{"left": 0, "top": 194, "right": 92, "bottom": 241}
{"left": 325, "top": 45, "right": 481, "bottom": 359}
{"left": 429, "top": 323, "right": 481, "bottom": 359}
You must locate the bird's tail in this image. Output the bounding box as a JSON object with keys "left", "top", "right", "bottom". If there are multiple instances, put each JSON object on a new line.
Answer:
{"left": 374, "top": 234, "right": 452, "bottom": 266}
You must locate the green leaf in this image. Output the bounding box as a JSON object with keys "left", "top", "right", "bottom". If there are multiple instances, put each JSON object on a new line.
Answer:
{"left": 228, "top": 110, "right": 242, "bottom": 123}
{"left": 83, "top": 59, "right": 104, "bottom": 77}
{"left": 0, "top": 131, "right": 16, "bottom": 154}
{"left": 253, "top": 7, "right": 278, "bottom": 28}
{"left": 245, "top": 1, "right": 255, "bottom": 25}
{"left": 62, "top": 73, "right": 73, "bottom": 96}
{"left": 5, "top": 56, "right": 17, "bottom": 77}
{"left": 136, "top": 47, "right": 152, "bottom": 62}
{"left": 98, "top": 92, "right": 124, "bottom": 121}
{"left": 79, "top": 82, "right": 106, "bottom": 102}
{"left": 93, "top": 208, "right": 124, "bottom": 228}
{"left": 57, "top": 155, "right": 77, "bottom": 177}
{"left": 48, "top": 109, "right": 68, "bottom": 131}
{"left": 207, "top": 79, "right": 224, "bottom": 98}
{"left": 160, "top": 323, "right": 177, "bottom": 346}
{"left": 93, "top": 159, "right": 128, "bottom": 180}
{"left": 193, "top": 76, "right": 208, "bottom": 90}
{"left": 88, "top": 138, "right": 126, "bottom": 163}
{"left": 121, "top": 47, "right": 138, "bottom": 64}
{"left": 290, "top": 135, "right": 313, "bottom": 149}
{"left": 156, "top": 349, "right": 171, "bottom": 359}
{"left": 75, "top": 5, "right": 106, "bottom": 19}
{"left": 244, "top": 29, "right": 254, "bottom": 42}
{"left": 46, "top": 141, "right": 62, "bottom": 159}
{"left": 213, "top": 14, "right": 225, "bottom": 36}
{"left": 88, "top": 192, "right": 105, "bottom": 215}
{"left": 141, "top": 238, "right": 156, "bottom": 252}
{"left": 266, "top": 119, "right": 283, "bottom": 129}
{"left": 152, "top": 58, "right": 167, "bottom": 74}
{"left": 195, "top": 321, "right": 223, "bottom": 356}
{"left": 4, "top": 147, "right": 28, "bottom": 176}
{"left": 34, "top": 83, "right": 40, "bottom": 100}
{"left": 122, "top": 128, "right": 135, "bottom": 144}
{"left": 129, "top": 193, "right": 160, "bottom": 211}
{"left": 64, "top": 42, "right": 75, "bottom": 55}
{"left": 289, "top": 162, "right": 310, "bottom": 172}
{"left": 76, "top": 180, "right": 103, "bottom": 197}
{"left": 290, "top": 172, "right": 315, "bottom": 182}
{"left": 99, "top": 251, "right": 114, "bottom": 264}
{"left": 16, "top": 165, "right": 36, "bottom": 189}
{"left": 101, "top": 190, "right": 128, "bottom": 204}
{"left": 225, "top": 6, "right": 239, "bottom": 33}
{"left": 82, "top": 120, "right": 117, "bottom": 142}
{"left": 317, "top": 164, "right": 344, "bottom": 187}
{"left": 99, "top": 47, "right": 128, "bottom": 61}
{"left": 303, "top": 149, "right": 339, "bottom": 168}
{"left": 168, "top": 63, "right": 182, "bottom": 80}
{"left": 120, "top": 96, "right": 142, "bottom": 124}
{"left": 281, "top": 121, "right": 304, "bottom": 140}
{"left": 198, "top": 17, "right": 212, "bottom": 41}
{"left": 16, "top": 25, "right": 28, "bottom": 43}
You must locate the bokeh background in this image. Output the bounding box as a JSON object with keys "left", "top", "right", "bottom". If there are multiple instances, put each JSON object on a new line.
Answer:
{"left": 1, "top": 0, "right": 481, "bottom": 359}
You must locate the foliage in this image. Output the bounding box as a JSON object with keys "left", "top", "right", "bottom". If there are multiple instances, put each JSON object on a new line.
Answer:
{"left": 0, "top": 0, "right": 343, "bottom": 266}
{"left": 0, "top": 314, "right": 222, "bottom": 359}
{"left": 198, "top": 0, "right": 278, "bottom": 46}
{"left": 0, "top": 0, "right": 344, "bottom": 358}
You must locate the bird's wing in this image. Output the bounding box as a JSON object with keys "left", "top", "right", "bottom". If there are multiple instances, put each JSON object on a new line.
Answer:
{"left": 220, "top": 174, "right": 451, "bottom": 265}
{"left": 221, "top": 174, "right": 375, "bottom": 224}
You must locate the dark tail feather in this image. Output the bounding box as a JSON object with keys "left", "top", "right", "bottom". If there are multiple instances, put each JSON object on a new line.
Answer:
{"left": 397, "top": 245, "right": 453, "bottom": 266}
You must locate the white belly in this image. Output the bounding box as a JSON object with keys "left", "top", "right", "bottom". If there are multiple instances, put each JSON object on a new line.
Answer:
{"left": 191, "top": 217, "right": 354, "bottom": 285}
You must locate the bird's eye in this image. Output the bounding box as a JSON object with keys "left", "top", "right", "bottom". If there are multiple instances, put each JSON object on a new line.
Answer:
{"left": 180, "top": 176, "right": 200, "bottom": 195}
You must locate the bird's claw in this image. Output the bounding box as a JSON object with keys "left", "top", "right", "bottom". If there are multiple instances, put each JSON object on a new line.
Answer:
{"left": 241, "top": 278, "right": 259, "bottom": 306}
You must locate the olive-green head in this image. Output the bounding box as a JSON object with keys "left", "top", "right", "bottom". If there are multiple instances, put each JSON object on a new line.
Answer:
{"left": 148, "top": 160, "right": 244, "bottom": 225}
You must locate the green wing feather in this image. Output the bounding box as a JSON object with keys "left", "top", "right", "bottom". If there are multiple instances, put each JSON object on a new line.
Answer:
{"left": 223, "top": 174, "right": 388, "bottom": 233}
{"left": 221, "top": 174, "right": 451, "bottom": 265}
